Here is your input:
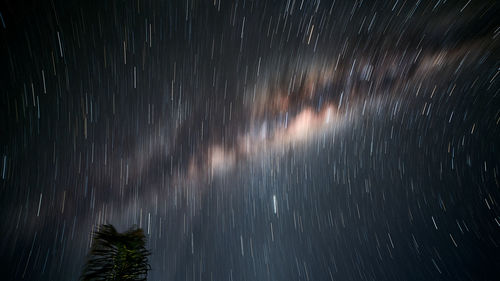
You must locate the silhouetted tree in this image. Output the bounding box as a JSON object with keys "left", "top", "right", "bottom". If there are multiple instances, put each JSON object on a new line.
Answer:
{"left": 81, "top": 224, "right": 151, "bottom": 281}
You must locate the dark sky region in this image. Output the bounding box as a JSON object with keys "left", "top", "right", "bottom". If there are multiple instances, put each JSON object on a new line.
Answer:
{"left": 0, "top": 0, "right": 499, "bottom": 280}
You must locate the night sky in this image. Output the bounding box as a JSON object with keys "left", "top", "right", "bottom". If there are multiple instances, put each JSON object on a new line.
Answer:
{"left": 1, "top": 0, "right": 500, "bottom": 280}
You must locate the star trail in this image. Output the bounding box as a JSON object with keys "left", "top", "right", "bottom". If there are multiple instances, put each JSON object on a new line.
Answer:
{"left": 0, "top": 0, "right": 499, "bottom": 280}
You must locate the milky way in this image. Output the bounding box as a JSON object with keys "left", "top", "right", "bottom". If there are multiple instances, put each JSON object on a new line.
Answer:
{"left": 1, "top": 0, "right": 499, "bottom": 280}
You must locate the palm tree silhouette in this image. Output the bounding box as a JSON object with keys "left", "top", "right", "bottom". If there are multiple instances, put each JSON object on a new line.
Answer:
{"left": 81, "top": 224, "right": 151, "bottom": 281}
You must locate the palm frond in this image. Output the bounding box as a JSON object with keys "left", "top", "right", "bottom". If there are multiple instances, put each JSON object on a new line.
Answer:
{"left": 81, "top": 224, "right": 151, "bottom": 281}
